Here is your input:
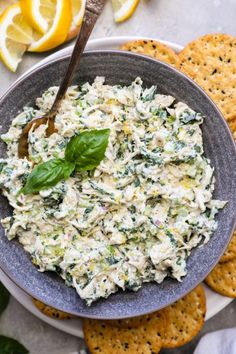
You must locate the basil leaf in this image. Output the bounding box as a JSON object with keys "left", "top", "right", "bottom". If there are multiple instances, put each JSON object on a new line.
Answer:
{"left": 22, "top": 159, "right": 75, "bottom": 195}
{"left": 0, "top": 283, "right": 10, "bottom": 315}
{"left": 21, "top": 129, "right": 110, "bottom": 194}
{"left": 0, "top": 336, "right": 29, "bottom": 354}
{"left": 65, "top": 129, "right": 110, "bottom": 171}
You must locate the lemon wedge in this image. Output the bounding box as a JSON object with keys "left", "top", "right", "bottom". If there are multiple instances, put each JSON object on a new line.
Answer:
{"left": 20, "top": 0, "right": 55, "bottom": 34}
{"left": 21, "top": 0, "right": 72, "bottom": 52}
{"left": 71, "top": 0, "right": 85, "bottom": 28}
{"left": 0, "top": 3, "right": 33, "bottom": 72}
{"left": 111, "top": 0, "right": 139, "bottom": 23}
{"left": 0, "top": 0, "right": 17, "bottom": 14}
{"left": 67, "top": 0, "right": 85, "bottom": 41}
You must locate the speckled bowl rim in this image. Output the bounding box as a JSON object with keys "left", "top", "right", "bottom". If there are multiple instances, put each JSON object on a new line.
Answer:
{"left": 0, "top": 50, "right": 236, "bottom": 319}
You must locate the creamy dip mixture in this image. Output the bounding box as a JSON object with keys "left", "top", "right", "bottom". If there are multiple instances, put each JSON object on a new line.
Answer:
{"left": 0, "top": 77, "right": 226, "bottom": 305}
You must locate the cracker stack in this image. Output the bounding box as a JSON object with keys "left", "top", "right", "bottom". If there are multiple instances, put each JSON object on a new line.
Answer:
{"left": 83, "top": 285, "right": 206, "bottom": 354}
{"left": 178, "top": 34, "right": 236, "bottom": 123}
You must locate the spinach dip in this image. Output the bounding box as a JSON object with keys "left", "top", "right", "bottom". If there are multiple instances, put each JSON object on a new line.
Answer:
{"left": 0, "top": 77, "right": 226, "bottom": 305}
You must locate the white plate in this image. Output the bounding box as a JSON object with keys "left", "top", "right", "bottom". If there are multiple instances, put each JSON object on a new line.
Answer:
{"left": 0, "top": 36, "right": 232, "bottom": 338}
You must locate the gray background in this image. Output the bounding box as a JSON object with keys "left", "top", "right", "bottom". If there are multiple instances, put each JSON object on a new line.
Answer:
{"left": 0, "top": 0, "right": 236, "bottom": 353}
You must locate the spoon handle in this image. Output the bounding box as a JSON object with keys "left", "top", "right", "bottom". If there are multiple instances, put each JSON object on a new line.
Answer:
{"left": 50, "top": 0, "right": 106, "bottom": 115}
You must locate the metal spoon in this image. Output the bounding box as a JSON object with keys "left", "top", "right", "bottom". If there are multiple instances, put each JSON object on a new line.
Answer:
{"left": 18, "top": 0, "right": 106, "bottom": 159}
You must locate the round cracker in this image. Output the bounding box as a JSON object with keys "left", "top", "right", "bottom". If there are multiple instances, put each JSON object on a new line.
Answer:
{"left": 161, "top": 285, "right": 206, "bottom": 348}
{"left": 108, "top": 307, "right": 170, "bottom": 343}
{"left": 107, "top": 314, "right": 153, "bottom": 328}
{"left": 179, "top": 33, "right": 236, "bottom": 121}
{"left": 121, "top": 39, "right": 180, "bottom": 68}
{"left": 220, "top": 230, "right": 236, "bottom": 263}
{"left": 83, "top": 319, "right": 162, "bottom": 354}
{"left": 33, "top": 299, "right": 72, "bottom": 320}
{"left": 141, "top": 307, "right": 170, "bottom": 344}
{"left": 205, "top": 259, "right": 236, "bottom": 297}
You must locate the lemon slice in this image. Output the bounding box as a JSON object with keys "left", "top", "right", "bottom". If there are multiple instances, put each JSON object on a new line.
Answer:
{"left": 0, "top": 3, "right": 33, "bottom": 72}
{"left": 111, "top": 0, "right": 139, "bottom": 23}
{"left": 0, "top": 0, "right": 17, "bottom": 14}
{"left": 72, "top": 0, "right": 85, "bottom": 28}
{"left": 22, "top": 0, "right": 72, "bottom": 52}
{"left": 20, "top": 0, "right": 56, "bottom": 34}
{"left": 67, "top": 0, "right": 86, "bottom": 41}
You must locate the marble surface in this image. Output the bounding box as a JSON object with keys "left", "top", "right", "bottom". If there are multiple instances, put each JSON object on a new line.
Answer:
{"left": 0, "top": 0, "right": 236, "bottom": 353}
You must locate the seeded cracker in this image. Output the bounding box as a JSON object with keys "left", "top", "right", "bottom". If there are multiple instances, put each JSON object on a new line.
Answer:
{"left": 161, "top": 285, "right": 206, "bottom": 348}
{"left": 33, "top": 299, "right": 72, "bottom": 320}
{"left": 220, "top": 230, "right": 236, "bottom": 263}
{"left": 107, "top": 314, "right": 153, "bottom": 328}
{"left": 179, "top": 33, "right": 236, "bottom": 123}
{"left": 205, "top": 259, "right": 236, "bottom": 297}
{"left": 83, "top": 319, "right": 162, "bottom": 354}
{"left": 121, "top": 39, "right": 180, "bottom": 67}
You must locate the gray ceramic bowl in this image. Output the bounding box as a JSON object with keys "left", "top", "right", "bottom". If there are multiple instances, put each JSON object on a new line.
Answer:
{"left": 0, "top": 51, "right": 236, "bottom": 319}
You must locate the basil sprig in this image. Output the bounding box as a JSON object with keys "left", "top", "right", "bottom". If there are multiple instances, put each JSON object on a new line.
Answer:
{"left": 0, "top": 336, "right": 29, "bottom": 354}
{"left": 21, "top": 129, "right": 110, "bottom": 195}
{"left": 0, "top": 284, "right": 29, "bottom": 353}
